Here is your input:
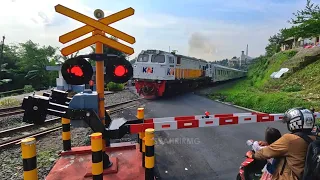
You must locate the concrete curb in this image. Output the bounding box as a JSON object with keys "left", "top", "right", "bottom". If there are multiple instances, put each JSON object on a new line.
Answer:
{"left": 213, "top": 100, "right": 264, "bottom": 113}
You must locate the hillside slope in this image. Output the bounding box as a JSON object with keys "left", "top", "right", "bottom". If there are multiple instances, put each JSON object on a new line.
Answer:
{"left": 210, "top": 47, "right": 320, "bottom": 113}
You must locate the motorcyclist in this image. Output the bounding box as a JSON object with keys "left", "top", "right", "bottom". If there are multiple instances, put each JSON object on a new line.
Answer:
{"left": 246, "top": 107, "right": 317, "bottom": 180}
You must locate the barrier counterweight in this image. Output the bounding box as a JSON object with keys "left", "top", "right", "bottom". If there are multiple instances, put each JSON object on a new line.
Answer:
{"left": 91, "top": 133, "right": 103, "bottom": 180}
{"left": 61, "top": 118, "right": 71, "bottom": 151}
{"left": 21, "top": 137, "right": 38, "bottom": 180}
{"left": 145, "top": 128, "right": 155, "bottom": 180}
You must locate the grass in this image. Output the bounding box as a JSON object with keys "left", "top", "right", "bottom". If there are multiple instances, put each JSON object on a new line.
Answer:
{"left": 209, "top": 48, "right": 320, "bottom": 115}
{"left": 37, "top": 150, "right": 59, "bottom": 167}
{"left": 0, "top": 97, "right": 21, "bottom": 108}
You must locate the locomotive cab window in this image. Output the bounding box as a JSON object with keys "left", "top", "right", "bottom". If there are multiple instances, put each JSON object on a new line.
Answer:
{"left": 151, "top": 55, "right": 165, "bottom": 63}
{"left": 168, "top": 56, "right": 175, "bottom": 64}
{"left": 137, "top": 54, "right": 149, "bottom": 62}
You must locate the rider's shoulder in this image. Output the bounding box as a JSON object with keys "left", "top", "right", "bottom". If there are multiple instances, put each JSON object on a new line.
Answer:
{"left": 281, "top": 133, "right": 298, "bottom": 140}
{"left": 283, "top": 133, "right": 317, "bottom": 140}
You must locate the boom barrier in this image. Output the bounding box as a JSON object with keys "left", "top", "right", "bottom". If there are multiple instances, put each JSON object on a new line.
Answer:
{"left": 125, "top": 112, "right": 320, "bottom": 134}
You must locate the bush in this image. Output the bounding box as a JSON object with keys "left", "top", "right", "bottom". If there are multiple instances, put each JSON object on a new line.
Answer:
{"left": 106, "top": 82, "right": 124, "bottom": 91}
{"left": 24, "top": 85, "right": 34, "bottom": 93}
{"left": 281, "top": 84, "right": 302, "bottom": 92}
{"left": 0, "top": 97, "right": 21, "bottom": 107}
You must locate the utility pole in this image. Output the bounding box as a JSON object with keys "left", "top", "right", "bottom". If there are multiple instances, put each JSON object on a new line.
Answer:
{"left": 0, "top": 35, "right": 5, "bottom": 66}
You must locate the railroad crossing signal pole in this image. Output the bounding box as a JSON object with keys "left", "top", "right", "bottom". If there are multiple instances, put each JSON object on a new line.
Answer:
{"left": 92, "top": 9, "right": 112, "bottom": 169}
{"left": 55, "top": 4, "right": 136, "bottom": 172}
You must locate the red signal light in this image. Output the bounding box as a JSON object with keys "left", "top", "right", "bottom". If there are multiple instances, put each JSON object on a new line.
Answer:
{"left": 67, "top": 66, "right": 84, "bottom": 77}
{"left": 105, "top": 57, "right": 133, "bottom": 84}
{"left": 61, "top": 57, "right": 93, "bottom": 85}
{"left": 114, "top": 65, "right": 126, "bottom": 77}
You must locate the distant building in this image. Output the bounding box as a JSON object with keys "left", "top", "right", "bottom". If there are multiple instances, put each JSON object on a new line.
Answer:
{"left": 281, "top": 36, "right": 320, "bottom": 51}
{"left": 228, "top": 56, "right": 239, "bottom": 68}
{"left": 228, "top": 44, "right": 253, "bottom": 69}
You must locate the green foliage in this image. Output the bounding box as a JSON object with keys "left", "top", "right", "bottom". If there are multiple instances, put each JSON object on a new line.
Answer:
{"left": 0, "top": 97, "right": 21, "bottom": 107}
{"left": 210, "top": 49, "right": 320, "bottom": 113}
{"left": 283, "top": 0, "right": 320, "bottom": 39}
{"left": 24, "top": 85, "right": 34, "bottom": 93}
{"left": 37, "top": 150, "right": 59, "bottom": 167}
{"left": 265, "top": 33, "right": 284, "bottom": 57}
{"left": 247, "top": 50, "right": 297, "bottom": 88}
{"left": 210, "top": 86, "right": 315, "bottom": 113}
{"left": 281, "top": 84, "right": 302, "bottom": 92}
{"left": 213, "top": 59, "right": 229, "bottom": 66}
{"left": 1, "top": 40, "right": 60, "bottom": 92}
{"left": 106, "top": 82, "right": 124, "bottom": 91}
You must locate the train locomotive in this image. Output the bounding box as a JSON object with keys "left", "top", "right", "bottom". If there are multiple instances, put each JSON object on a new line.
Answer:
{"left": 133, "top": 49, "right": 247, "bottom": 98}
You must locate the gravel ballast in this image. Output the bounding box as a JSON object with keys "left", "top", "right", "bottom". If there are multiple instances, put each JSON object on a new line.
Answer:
{"left": 0, "top": 90, "right": 142, "bottom": 180}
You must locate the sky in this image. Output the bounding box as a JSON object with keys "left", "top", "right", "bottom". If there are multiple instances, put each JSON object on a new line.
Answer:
{"left": 0, "top": 0, "right": 318, "bottom": 61}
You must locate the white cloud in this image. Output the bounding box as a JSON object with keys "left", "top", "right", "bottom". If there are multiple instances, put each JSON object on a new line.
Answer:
{"left": 0, "top": 0, "right": 306, "bottom": 61}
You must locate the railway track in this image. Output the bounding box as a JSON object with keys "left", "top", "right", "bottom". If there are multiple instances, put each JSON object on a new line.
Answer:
{"left": 0, "top": 99, "right": 143, "bottom": 148}
{"left": 0, "top": 97, "right": 143, "bottom": 118}
{"left": 0, "top": 106, "right": 25, "bottom": 118}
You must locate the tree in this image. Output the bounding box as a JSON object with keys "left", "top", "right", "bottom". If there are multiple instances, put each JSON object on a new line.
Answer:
{"left": 265, "top": 32, "right": 284, "bottom": 57}
{"left": 59, "top": 50, "right": 79, "bottom": 63}
{"left": 129, "top": 57, "right": 137, "bottom": 64}
{"left": 0, "top": 63, "right": 12, "bottom": 86}
{"left": 285, "top": 0, "right": 320, "bottom": 38}
{"left": 18, "top": 40, "right": 59, "bottom": 89}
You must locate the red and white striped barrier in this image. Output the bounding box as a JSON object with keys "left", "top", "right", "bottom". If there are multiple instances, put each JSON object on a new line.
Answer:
{"left": 130, "top": 112, "right": 320, "bottom": 134}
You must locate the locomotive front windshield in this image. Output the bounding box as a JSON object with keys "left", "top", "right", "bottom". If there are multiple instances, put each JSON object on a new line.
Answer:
{"left": 151, "top": 55, "right": 165, "bottom": 63}
{"left": 137, "top": 54, "right": 149, "bottom": 62}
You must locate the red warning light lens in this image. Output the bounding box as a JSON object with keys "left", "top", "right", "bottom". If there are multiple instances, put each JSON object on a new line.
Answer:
{"left": 205, "top": 111, "right": 210, "bottom": 116}
{"left": 114, "top": 65, "right": 126, "bottom": 77}
{"left": 68, "top": 66, "right": 84, "bottom": 77}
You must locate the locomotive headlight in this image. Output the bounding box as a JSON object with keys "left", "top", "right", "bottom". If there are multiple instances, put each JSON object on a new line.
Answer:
{"left": 157, "top": 81, "right": 161, "bottom": 83}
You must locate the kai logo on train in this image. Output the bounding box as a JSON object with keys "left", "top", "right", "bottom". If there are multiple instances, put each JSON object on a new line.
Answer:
{"left": 143, "top": 67, "right": 153, "bottom": 73}
{"left": 167, "top": 68, "right": 174, "bottom": 75}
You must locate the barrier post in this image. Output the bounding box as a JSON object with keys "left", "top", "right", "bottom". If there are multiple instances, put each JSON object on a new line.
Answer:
{"left": 137, "top": 107, "right": 144, "bottom": 152}
{"left": 61, "top": 117, "right": 71, "bottom": 151}
{"left": 21, "top": 137, "right": 38, "bottom": 180}
{"left": 91, "top": 132, "right": 103, "bottom": 180}
{"left": 142, "top": 136, "right": 145, "bottom": 167}
{"left": 145, "top": 128, "right": 155, "bottom": 180}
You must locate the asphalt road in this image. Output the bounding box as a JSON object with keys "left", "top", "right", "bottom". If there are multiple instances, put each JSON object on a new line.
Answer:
{"left": 141, "top": 92, "right": 289, "bottom": 180}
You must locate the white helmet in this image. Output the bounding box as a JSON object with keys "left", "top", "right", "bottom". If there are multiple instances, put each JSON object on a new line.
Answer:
{"left": 282, "top": 107, "right": 315, "bottom": 132}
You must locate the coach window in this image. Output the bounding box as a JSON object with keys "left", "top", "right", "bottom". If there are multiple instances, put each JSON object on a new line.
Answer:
{"left": 137, "top": 54, "right": 149, "bottom": 62}
{"left": 151, "top": 55, "right": 165, "bottom": 63}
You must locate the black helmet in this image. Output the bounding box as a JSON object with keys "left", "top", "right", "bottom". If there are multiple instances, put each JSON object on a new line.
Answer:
{"left": 282, "top": 107, "right": 315, "bottom": 132}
